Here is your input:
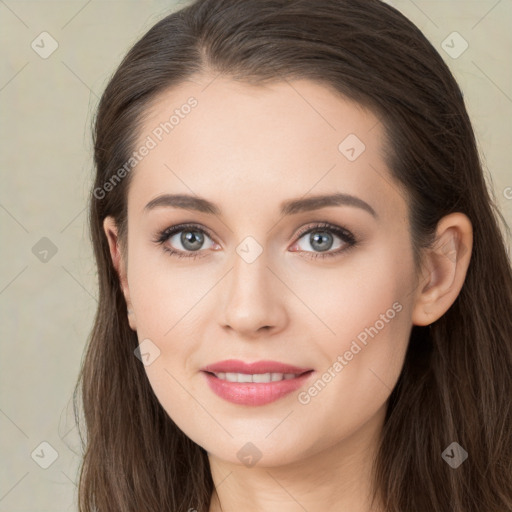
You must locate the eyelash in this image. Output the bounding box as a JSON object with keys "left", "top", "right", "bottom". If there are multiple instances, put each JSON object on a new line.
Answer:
{"left": 154, "top": 222, "right": 358, "bottom": 261}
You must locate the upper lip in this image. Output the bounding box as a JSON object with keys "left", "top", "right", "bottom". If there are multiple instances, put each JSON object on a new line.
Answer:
{"left": 201, "top": 359, "right": 313, "bottom": 375}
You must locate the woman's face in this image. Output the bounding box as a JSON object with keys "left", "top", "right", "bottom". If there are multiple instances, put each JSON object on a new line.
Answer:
{"left": 106, "top": 76, "right": 422, "bottom": 467}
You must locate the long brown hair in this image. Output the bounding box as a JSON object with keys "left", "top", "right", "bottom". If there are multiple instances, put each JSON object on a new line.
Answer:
{"left": 73, "top": 0, "right": 512, "bottom": 510}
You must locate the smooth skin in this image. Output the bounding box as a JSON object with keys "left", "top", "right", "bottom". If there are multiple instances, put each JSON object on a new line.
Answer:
{"left": 104, "top": 75, "right": 472, "bottom": 512}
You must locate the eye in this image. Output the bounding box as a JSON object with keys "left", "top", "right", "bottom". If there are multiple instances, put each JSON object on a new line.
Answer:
{"left": 154, "top": 223, "right": 217, "bottom": 260}
{"left": 154, "top": 221, "right": 358, "bottom": 260}
{"left": 290, "top": 222, "right": 357, "bottom": 260}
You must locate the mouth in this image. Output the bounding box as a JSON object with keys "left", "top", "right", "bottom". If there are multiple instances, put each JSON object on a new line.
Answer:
{"left": 200, "top": 362, "right": 315, "bottom": 406}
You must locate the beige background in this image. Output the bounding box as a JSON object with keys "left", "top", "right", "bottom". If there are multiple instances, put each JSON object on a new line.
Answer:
{"left": 0, "top": 0, "right": 510, "bottom": 510}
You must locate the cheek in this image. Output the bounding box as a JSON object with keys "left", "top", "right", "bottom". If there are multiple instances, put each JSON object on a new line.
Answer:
{"left": 126, "top": 240, "right": 202, "bottom": 339}
{"left": 289, "top": 240, "right": 414, "bottom": 356}
{"left": 293, "top": 245, "right": 414, "bottom": 409}
{"left": 291, "top": 290, "right": 413, "bottom": 461}
{"left": 125, "top": 246, "right": 210, "bottom": 414}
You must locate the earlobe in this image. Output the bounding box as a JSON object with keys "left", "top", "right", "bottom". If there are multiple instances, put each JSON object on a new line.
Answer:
{"left": 411, "top": 213, "right": 473, "bottom": 326}
{"left": 103, "top": 216, "right": 137, "bottom": 331}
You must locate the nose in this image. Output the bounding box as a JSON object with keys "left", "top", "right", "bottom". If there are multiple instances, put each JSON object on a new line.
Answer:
{"left": 220, "top": 248, "right": 288, "bottom": 338}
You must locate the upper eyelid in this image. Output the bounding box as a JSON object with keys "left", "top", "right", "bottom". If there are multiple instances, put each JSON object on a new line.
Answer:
{"left": 294, "top": 222, "right": 353, "bottom": 239}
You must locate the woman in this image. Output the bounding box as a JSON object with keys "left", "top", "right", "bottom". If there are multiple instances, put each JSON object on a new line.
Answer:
{"left": 73, "top": 0, "right": 512, "bottom": 510}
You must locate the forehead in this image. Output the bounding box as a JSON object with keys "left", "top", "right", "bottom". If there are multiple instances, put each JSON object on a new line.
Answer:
{"left": 128, "top": 76, "right": 405, "bottom": 222}
{"left": 141, "top": 75, "right": 381, "bottom": 158}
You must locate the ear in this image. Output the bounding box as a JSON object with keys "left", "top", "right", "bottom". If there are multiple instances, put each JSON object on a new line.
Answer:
{"left": 103, "top": 216, "right": 137, "bottom": 331}
{"left": 411, "top": 212, "right": 473, "bottom": 326}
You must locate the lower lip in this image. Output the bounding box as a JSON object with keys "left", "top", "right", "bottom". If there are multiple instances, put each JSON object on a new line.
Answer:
{"left": 202, "top": 371, "right": 314, "bottom": 406}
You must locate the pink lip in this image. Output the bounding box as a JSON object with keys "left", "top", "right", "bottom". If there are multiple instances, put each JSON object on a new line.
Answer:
{"left": 201, "top": 359, "right": 312, "bottom": 374}
{"left": 201, "top": 359, "right": 314, "bottom": 406}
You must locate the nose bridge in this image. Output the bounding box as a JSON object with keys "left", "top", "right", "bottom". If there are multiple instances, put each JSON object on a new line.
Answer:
{"left": 221, "top": 235, "right": 285, "bottom": 334}
{"left": 227, "top": 237, "right": 271, "bottom": 308}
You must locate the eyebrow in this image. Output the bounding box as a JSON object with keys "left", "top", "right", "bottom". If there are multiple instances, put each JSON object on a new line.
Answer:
{"left": 144, "top": 192, "right": 377, "bottom": 218}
